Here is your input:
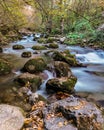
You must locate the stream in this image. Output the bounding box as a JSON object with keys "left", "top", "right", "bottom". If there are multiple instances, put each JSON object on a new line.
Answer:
{"left": 1, "top": 35, "right": 104, "bottom": 105}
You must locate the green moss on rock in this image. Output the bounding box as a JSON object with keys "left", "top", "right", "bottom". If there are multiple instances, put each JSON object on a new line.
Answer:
{"left": 12, "top": 44, "right": 25, "bottom": 50}
{"left": 32, "top": 45, "right": 47, "bottom": 50}
{"left": 46, "top": 37, "right": 55, "bottom": 43}
{"left": 23, "top": 57, "right": 47, "bottom": 73}
{"left": 37, "top": 38, "right": 47, "bottom": 44}
{"left": 54, "top": 61, "right": 72, "bottom": 77}
{"left": 48, "top": 42, "right": 59, "bottom": 49}
{"left": 46, "top": 76, "right": 77, "bottom": 94}
{"left": 0, "top": 59, "right": 12, "bottom": 75}
{"left": 15, "top": 73, "right": 42, "bottom": 91}
{"left": 52, "top": 50, "right": 80, "bottom": 67}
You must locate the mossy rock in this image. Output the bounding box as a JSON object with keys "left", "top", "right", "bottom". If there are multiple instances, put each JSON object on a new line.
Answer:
{"left": 12, "top": 44, "right": 25, "bottom": 50}
{"left": 54, "top": 61, "right": 72, "bottom": 77}
{"left": 52, "top": 50, "right": 79, "bottom": 67}
{"left": 21, "top": 51, "right": 32, "bottom": 58}
{"left": 48, "top": 42, "right": 59, "bottom": 49}
{"left": 46, "top": 37, "right": 55, "bottom": 43}
{"left": 23, "top": 57, "right": 47, "bottom": 73}
{"left": 32, "top": 45, "right": 47, "bottom": 50}
{"left": 15, "top": 73, "right": 42, "bottom": 92}
{"left": 37, "top": 38, "right": 47, "bottom": 44}
{"left": 0, "top": 59, "right": 12, "bottom": 75}
{"left": 0, "top": 47, "right": 3, "bottom": 53}
{"left": 46, "top": 76, "right": 77, "bottom": 94}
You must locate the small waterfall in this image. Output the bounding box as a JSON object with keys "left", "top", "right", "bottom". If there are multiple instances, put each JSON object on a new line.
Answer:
{"left": 76, "top": 52, "right": 104, "bottom": 64}
{"left": 36, "top": 70, "right": 54, "bottom": 97}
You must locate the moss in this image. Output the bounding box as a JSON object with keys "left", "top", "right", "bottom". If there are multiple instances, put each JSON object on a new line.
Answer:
{"left": 15, "top": 73, "right": 42, "bottom": 88}
{"left": 54, "top": 61, "right": 72, "bottom": 77}
{"left": 32, "top": 45, "right": 47, "bottom": 50}
{"left": 48, "top": 42, "right": 59, "bottom": 49}
{"left": 12, "top": 44, "right": 25, "bottom": 50}
{"left": 0, "top": 59, "right": 12, "bottom": 75}
{"left": 62, "top": 76, "right": 77, "bottom": 92}
{"left": 37, "top": 38, "right": 47, "bottom": 44}
{"left": 46, "top": 76, "right": 77, "bottom": 94}
{"left": 46, "top": 37, "right": 55, "bottom": 43}
{"left": 52, "top": 50, "right": 79, "bottom": 67}
{"left": 23, "top": 57, "right": 47, "bottom": 73}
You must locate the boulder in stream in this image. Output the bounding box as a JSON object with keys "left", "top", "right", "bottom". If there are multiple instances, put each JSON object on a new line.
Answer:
{"left": 52, "top": 50, "right": 81, "bottom": 67}
{"left": 0, "top": 58, "right": 12, "bottom": 75}
{"left": 43, "top": 96, "right": 104, "bottom": 130}
{"left": 48, "top": 42, "right": 59, "bottom": 49}
{"left": 0, "top": 104, "right": 24, "bottom": 130}
{"left": 32, "top": 45, "right": 47, "bottom": 50}
{"left": 15, "top": 72, "right": 42, "bottom": 91}
{"left": 21, "top": 51, "right": 32, "bottom": 58}
{"left": 46, "top": 76, "right": 77, "bottom": 94}
{"left": 12, "top": 44, "right": 25, "bottom": 50}
{"left": 37, "top": 38, "right": 47, "bottom": 44}
{"left": 46, "top": 37, "right": 56, "bottom": 43}
{"left": 23, "top": 57, "right": 47, "bottom": 73}
{"left": 54, "top": 61, "right": 72, "bottom": 77}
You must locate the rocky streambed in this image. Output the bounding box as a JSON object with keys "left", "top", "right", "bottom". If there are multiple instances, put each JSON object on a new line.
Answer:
{"left": 0, "top": 34, "right": 104, "bottom": 130}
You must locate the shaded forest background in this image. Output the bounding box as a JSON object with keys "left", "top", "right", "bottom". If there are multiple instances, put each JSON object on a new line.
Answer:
{"left": 0, "top": 0, "right": 104, "bottom": 45}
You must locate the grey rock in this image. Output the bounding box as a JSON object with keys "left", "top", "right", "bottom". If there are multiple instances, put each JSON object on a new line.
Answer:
{"left": 43, "top": 96, "right": 104, "bottom": 130}
{"left": 0, "top": 104, "right": 24, "bottom": 130}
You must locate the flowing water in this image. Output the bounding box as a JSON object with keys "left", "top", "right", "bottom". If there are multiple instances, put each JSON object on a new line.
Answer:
{"left": 1, "top": 35, "right": 104, "bottom": 104}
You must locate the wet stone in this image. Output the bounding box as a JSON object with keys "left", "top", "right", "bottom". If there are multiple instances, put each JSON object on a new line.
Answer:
{"left": 12, "top": 44, "right": 25, "bottom": 50}
{"left": 23, "top": 57, "right": 47, "bottom": 73}
{"left": 46, "top": 76, "right": 77, "bottom": 94}
{"left": 21, "top": 51, "right": 32, "bottom": 58}
{"left": 43, "top": 96, "right": 104, "bottom": 130}
{"left": 54, "top": 61, "right": 72, "bottom": 77}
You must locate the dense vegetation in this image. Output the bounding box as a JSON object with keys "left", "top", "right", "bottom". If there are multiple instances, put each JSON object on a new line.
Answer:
{"left": 0, "top": 0, "right": 104, "bottom": 45}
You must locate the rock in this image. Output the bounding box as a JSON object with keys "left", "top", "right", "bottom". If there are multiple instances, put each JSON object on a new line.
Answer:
{"left": 46, "top": 76, "right": 77, "bottom": 94}
{"left": 33, "top": 51, "right": 40, "bottom": 54}
{"left": 32, "top": 45, "right": 47, "bottom": 50}
{"left": 21, "top": 51, "right": 32, "bottom": 58}
{"left": 29, "top": 93, "right": 39, "bottom": 104}
{"left": 18, "top": 87, "right": 31, "bottom": 95}
{"left": 0, "top": 47, "right": 3, "bottom": 53}
{"left": 48, "top": 42, "right": 59, "bottom": 49}
{"left": 34, "top": 33, "right": 41, "bottom": 39}
{"left": 54, "top": 61, "right": 72, "bottom": 77}
{"left": 0, "top": 104, "right": 24, "bottom": 130}
{"left": 43, "top": 96, "right": 104, "bottom": 130}
{"left": 12, "top": 44, "right": 25, "bottom": 50}
{"left": 29, "top": 93, "right": 47, "bottom": 105}
{"left": 23, "top": 57, "right": 47, "bottom": 73}
{"left": 24, "top": 101, "right": 45, "bottom": 129}
{"left": 15, "top": 73, "right": 42, "bottom": 91}
{"left": 52, "top": 50, "right": 81, "bottom": 67}
{"left": 0, "top": 59, "right": 12, "bottom": 75}
{"left": 46, "top": 37, "right": 55, "bottom": 43}
{"left": 60, "top": 37, "right": 66, "bottom": 43}
{"left": 37, "top": 38, "right": 47, "bottom": 43}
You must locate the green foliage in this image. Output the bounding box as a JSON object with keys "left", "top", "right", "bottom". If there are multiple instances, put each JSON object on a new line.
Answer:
{"left": 89, "top": 30, "right": 104, "bottom": 42}
{"left": 66, "top": 18, "right": 100, "bottom": 45}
